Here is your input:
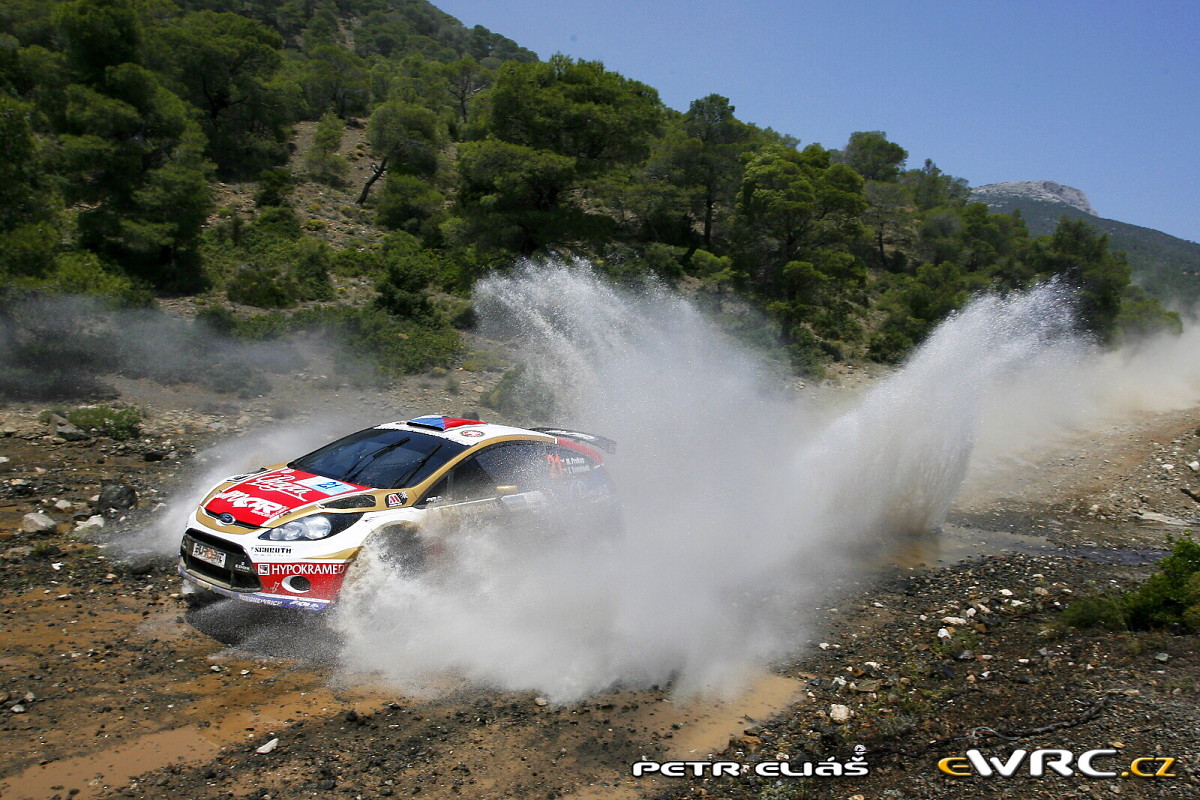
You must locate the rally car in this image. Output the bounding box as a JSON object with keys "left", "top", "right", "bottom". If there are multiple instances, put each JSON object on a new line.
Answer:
{"left": 178, "top": 415, "right": 617, "bottom": 611}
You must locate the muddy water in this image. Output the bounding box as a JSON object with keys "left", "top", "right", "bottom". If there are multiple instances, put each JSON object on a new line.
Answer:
{"left": 888, "top": 523, "right": 1054, "bottom": 569}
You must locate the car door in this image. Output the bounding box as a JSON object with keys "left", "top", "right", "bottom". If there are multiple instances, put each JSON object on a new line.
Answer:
{"left": 419, "top": 441, "right": 552, "bottom": 535}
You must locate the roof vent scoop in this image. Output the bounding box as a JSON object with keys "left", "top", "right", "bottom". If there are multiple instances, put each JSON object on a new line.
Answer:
{"left": 407, "top": 415, "right": 485, "bottom": 431}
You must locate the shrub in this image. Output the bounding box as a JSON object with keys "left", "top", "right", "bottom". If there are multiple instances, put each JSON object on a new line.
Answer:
{"left": 65, "top": 405, "right": 142, "bottom": 440}
{"left": 1061, "top": 535, "right": 1200, "bottom": 633}
{"left": 227, "top": 265, "right": 294, "bottom": 308}
{"left": 40, "top": 404, "right": 143, "bottom": 439}
{"left": 255, "top": 168, "right": 295, "bottom": 208}
{"left": 1125, "top": 535, "right": 1200, "bottom": 630}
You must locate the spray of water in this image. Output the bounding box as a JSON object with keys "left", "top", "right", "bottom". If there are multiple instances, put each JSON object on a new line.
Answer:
{"left": 332, "top": 264, "right": 1104, "bottom": 701}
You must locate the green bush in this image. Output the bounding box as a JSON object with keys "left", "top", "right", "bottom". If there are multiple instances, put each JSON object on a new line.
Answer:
{"left": 1062, "top": 535, "right": 1200, "bottom": 633}
{"left": 1059, "top": 593, "right": 1129, "bottom": 631}
{"left": 66, "top": 405, "right": 142, "bottom": 440}
{"left": 255, "top": 168, "right": 295, "bottom": 208}
{"left": 1125, "top": 535, "right": 1200, "bottom": 630}
{"left": 227, "top": 265, "right": 295, "bottom": 308}
{"left": 39, "top": 404, "right": 143, "bottom": 440}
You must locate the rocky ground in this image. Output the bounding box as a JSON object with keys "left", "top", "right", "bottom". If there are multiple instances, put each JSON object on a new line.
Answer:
{"left": 0, "top": 386, "right": 1197, "bottom": 800}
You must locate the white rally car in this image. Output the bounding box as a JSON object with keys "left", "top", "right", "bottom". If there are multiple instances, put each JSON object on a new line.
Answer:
{"left": 179, "top": 415, "right": 617, "bottom": 611}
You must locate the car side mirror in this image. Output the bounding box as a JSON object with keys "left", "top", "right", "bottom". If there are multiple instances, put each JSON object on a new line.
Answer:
{"left": 495, "top": 485, "right": 519, "bottom": 497}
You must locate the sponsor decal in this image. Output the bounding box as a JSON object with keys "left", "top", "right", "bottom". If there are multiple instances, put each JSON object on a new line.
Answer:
{"left": 563, "top": 456, "right": 590, "bottom": 475}
{"left": 938, "top": 749, "right": 1178, "bottom": 779}
{"left": 251, "top": 545, "right": 293, "bottom": 554}
{"left": 242, "top": 469, "right": 322, "bottom": 501}
{"left": 296, "top": 475, "right": 356, "bottom": 495}
{"left": 633, "top": 746, "right": 869, "bottom": 778}
{"left": 546, "top": 452, "right": 565, "bottom": 478}
{"left": 386, "top": 492, "right": 408, "bottom": 507}
{"left": 459, "top": 430, "right": 485, "bottom": 437}
{"left": 211, "top": 490, "right": 288, "bottom": 518}
{"left": 256, "top": 562, "right": 348, "bottom": 577}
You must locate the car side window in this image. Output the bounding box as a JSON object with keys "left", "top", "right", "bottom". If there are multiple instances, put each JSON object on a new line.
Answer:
{"left": 445, "top": 442, "right": 550, "bottom": 501}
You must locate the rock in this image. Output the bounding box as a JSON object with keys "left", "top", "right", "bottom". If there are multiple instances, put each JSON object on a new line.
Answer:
{"left": 49, "top": 414, "right": 89, "bottom": 441}
{"left": 2, "top": 546, "right": 34, "bottom": 561}
{"left": 937, "top": 628, "right": 952, "bottom": 639}
{"left": 941, "top": 616, "right": 968, "bottom": 626}
{"left": 54, "top": 499, "right": 73, "bottom": 512}
{"left": 828, "top": 704, "right": 853, "bottom": 724}
{"left": 1155, "top": 652, "right": 1170, "bottom": 663}
{"left": 9, "top": 704, "right": 26, "bottom": 714}
{"left": 98, "top": 482, "right": 138, "bottom": 511}
{"left": 75, "top": 515, "right": 105, "bottom": 532}
{"left": 534, "top": 697, "right": 549, "bottom": 707}
{"left": 20, "top": 512, "right": 57, "bottom": 535}
{"left": 255, "top": 737, "right": 279, "bottom": 754}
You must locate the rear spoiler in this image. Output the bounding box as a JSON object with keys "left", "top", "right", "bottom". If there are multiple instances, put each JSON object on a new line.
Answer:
{"left": 531, "top": 428, "right": 617, "bottom": 454}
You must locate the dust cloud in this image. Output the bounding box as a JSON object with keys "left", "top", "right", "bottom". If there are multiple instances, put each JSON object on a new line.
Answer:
{"left": 333, "top": 265, "right": 1135, "bottom": 702}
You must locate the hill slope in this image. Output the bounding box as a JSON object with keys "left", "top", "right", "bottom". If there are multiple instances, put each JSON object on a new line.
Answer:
{"left": 971, "top": 182, "right": 1200, "bottom": 305}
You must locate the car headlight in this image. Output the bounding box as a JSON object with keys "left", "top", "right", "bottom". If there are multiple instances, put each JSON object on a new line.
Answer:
{"left": 258, "top": 513, "right": 362, "bottom": 541}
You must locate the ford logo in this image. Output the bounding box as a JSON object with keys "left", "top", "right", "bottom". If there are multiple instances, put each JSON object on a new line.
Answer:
{"left": 218, "top": 513, "right": 235, "bottom": 525}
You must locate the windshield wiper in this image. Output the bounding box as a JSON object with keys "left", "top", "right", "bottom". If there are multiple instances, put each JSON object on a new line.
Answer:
{"left": 390, "top": 445, "right": 442, "bottom": 488}
{"left": 345, "top": 437, "right": 411, "bottom": 483}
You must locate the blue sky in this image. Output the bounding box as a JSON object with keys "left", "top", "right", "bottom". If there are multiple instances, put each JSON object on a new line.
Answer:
{"left": 434, "top": 0, "right": 1200, "bottom": 243}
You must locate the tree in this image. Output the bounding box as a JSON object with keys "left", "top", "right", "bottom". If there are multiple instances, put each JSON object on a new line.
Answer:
{"left": 901, "top": 159, "right": 968, "bottom": 211}
{"left": 441, "top": 56, "right": 489, "bottom": 123}
{"left": 484, "top": 54, "right": 662, "bottom": 175}
{"left": 1030, "top": 217, "right": 1130, "bottom": 341}
{"left": 0, "top": 95, "right": 60, "bottom": 279}
{"left": 736, "top": 144, "right": 866, "bottom": 291}
{"left": 57, "top": 63, "right": 213, "bottom": 288}
{"left": 305, "top": 110, "right": 348, "bottom": 186}
{"left": 862, "top": 180, "right": 914, "bottom": 270}
{"left": 151, "top": 10, "right": 289, "bottom": 177}
{"left": 839, "top": 131, "right": 908, "bottom": 182}
{"left": 451, "top": 139, "right": 583, "bottom": 254}
{"left": 681, "top": 94, "right": 750, "bottom": 249}
{"left": 302, "top": 43, "right": 369, "bottom": 118}
{"left": 54, "top": 0, "right": 142, "bottom": 85}
{"left": 358, "top": 101, "right": 444, "bottom": 204}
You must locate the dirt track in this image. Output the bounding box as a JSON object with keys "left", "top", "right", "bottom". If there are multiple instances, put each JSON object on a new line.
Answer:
{"left": 1, "top": 400, "right": 1199, "bottom": 800}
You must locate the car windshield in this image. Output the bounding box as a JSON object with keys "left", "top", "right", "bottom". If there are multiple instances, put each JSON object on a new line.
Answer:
{"left": 289, "top": 428, "right": 466, "bottom": 489}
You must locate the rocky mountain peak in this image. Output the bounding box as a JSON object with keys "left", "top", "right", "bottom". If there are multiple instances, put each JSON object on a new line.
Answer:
{"left": 970, "top": 181, "right": 1097, "bottom": 216}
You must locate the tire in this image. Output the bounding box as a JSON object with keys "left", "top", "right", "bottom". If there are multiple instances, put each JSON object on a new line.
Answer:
{"left": 182, "top": 580, "right": 223, "bottom": 608}
{"left": 373, "top": 524, "right": 427, "bottom": 574}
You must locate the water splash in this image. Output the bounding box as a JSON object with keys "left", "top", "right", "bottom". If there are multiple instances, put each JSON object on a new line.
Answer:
{"left": 334, "top": 264, "right": 1091, "bottom": 701}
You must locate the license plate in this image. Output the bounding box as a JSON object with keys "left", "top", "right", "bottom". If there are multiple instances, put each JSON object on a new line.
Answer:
{"left": 191, "top": 541, "right": 226, "bottom": 568}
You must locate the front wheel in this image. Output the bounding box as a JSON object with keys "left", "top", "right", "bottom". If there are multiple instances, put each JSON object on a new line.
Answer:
{"left": 372, "top": 524, "right": 428, "bottom": 574}
{"left": 181, "top": 579, "right": 223, "bottom": 608}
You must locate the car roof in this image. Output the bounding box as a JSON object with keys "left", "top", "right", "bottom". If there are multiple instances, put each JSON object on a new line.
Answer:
{"left": 373, "top": 415, "right": 555, "bottom": 446}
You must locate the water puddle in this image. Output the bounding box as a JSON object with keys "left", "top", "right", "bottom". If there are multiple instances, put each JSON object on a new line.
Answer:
{"left": 0, "top": 727, "right": 217, "bottom": 800}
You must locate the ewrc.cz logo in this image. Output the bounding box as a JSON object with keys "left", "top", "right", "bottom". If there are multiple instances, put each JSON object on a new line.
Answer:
{"left": 938, "top": 749, "right": 1177, "bottom": 778}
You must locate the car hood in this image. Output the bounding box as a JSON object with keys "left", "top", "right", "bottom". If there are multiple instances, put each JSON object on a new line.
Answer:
{"left": 204, "top": 467, "right": 370, "bottom": 527}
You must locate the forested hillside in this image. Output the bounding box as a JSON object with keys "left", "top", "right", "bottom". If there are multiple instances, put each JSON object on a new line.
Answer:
{"left": 970, "top": 186, "right": 1200, "bottom": 307}
{"left": 0, "top": 0, "right": 1182, "bottom": 398}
